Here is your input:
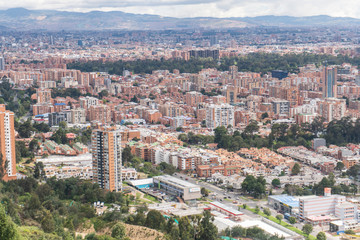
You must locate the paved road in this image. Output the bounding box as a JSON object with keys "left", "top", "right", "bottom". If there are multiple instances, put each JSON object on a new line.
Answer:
{"left": 172, "top": 173, "right": 340, "bottom": 239}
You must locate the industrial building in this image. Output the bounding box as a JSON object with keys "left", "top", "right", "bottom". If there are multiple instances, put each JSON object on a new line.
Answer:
{"left": 268, "top": 195, "right": 299, "bottom": 215}
{"left": 153, "top": 175, "right": 201, "bottom": 201}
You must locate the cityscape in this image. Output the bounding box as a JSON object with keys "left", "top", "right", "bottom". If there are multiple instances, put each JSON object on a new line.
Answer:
{"left": 2, "top": 1, "right": 360, "bottom": 240}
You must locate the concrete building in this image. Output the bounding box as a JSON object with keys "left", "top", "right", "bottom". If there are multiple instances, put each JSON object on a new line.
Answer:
{"left": 317, "top": 98, "right": 346, "bottom": 122}
{"left": 70, "top": 108, "right": 86, "bottom": 124}
{"left": 92, "top": 127, "right": 122, "bottom": 192}
{"left": 312, "top": 138, "right": 326, "bottom": 150}
{"left": 206, "top": 104, "right": 234, "bottom": 129}
{"left": 36, "top": 88, "right": 52, "bottom": 104}
{"left": 322, "top": 67, "right": 337, "bottom": 98}
{"left": 0, "top": 105, "right": 16, "bottom": 181}
{"left": 335, "top": 203, "right": 358, "bottom": 221}
{"left": 299, "top": 188, "right": 351, "bottom": 224}
{"left": 271, "top": 100, "right": 290, "bottom": 115}
{"left": 153, "top": 175, "right": 201, "bottom": 201}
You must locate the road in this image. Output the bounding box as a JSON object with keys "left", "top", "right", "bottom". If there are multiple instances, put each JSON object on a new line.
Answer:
{"left": 174, "top": 173, "right": 265, "bottom": 207}
{"left": 172, "top": 173, "right": 339, "bottom": 240}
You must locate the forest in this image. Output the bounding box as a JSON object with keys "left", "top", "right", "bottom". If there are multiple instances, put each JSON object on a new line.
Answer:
{"left": 67, "top": 52, "right": 360, "bottom": 75}
{"left": 179, "top": 116, "right": 360, "bottom": 151}
{"left": 0, "top": 177, "right": 224, "bottom": 240}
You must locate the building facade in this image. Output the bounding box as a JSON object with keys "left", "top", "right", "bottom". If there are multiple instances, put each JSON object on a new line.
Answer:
{"left": 206, "top": 104, "right": 235, "bottom": 129}
{"left": 92, "top": 127, "right": 122, "bottom": 192}
{"left": 0, "top": 104, "right": 16, "bottom": 181}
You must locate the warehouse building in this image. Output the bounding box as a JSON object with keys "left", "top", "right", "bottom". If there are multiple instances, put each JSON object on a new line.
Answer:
{"left": 153, "top": 175, "right": 201, "bottom": 201}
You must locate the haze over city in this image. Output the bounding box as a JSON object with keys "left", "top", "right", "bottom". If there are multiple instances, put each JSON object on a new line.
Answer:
{"left": 0, "top": 0, "right": 359, "bottom": 18}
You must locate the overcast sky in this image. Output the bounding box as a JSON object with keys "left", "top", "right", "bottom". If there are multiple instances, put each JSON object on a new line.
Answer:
{"left": 1, "top": 0, "right": 359, "bottom": 18}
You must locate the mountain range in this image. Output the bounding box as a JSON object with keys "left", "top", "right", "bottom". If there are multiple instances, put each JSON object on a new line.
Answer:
{"left": 1, "top": 8, "right": 360, "bottom": 31}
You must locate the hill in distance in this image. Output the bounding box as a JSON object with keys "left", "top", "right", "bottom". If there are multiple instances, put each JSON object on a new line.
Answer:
{"left": 1, "top": 8, "right": 360, "bottom": 31}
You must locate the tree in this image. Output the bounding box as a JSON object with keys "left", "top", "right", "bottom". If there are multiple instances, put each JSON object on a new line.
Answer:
{"left": 0, "top": 204, "right": 18, "bottom": 240}
{"left": 0, "top": 153, "right": 7, "bottom": 180}
{"left": 347, "top": 164, "right": 360, "bottom": 178}
{"left": 316, "top": 231, "right": 326, "bottom": 240}
{"left": 59, "top": 121, "right": 67, "bottom": 129}
{"left": 345, "top": 230, "right": 355, "bottom": 234}
{"left": 271, "top": 178, "right": 281, "bottom": 188}
{"left": 214, "top": 126, "right": 227, "bottom": 144}
{"left": 198, "top": 210, "right": 218, "bottom": 240}
{"left": 263, "top": 208, "right": 271, "bottom": 217}
{"left": 178, "top": 217, "right": 193, "bottom": 240}
{"left": 261, "top": 112, "right": 269, "bottom": 119}
{"left": 98, "top": 90, "right": 109, "bottom": 99}
{"left": 130, "top": 95, "right": 139, "bottom": 103}
{"left": 244, "top": 120, "right": 259, "bottom": 135}
{"left": 302, "top": 224, "right": 313, "bottom": 236}
{"left": 201, "top": 187, "right": 209, "bottom": 197}
{"left": 241, "top": 175, "right": 266, "bottom": 198}
{"left": 34, "top": 162, "right": 45, "bottom": 180}
{"left": 41, "top": 212, "right": 56, "bottom": 233}
{"left": 145, "top": 210, "right": 164, "bottom": 230}
{"left": 291, "top": 163, "right": 301, "bottom": 175}
{"left": 254, "top": 206, "right": 260, "bottom": 214}
{"left": 122, "top": 146, "right": 133, "bottom": 166}
{"left": 289, "top": 216, "right": 296, "bottom": 224}
{"left": 231, "top": 226, "right": 246, "bottom": 238}
{"left": 111, "top": 222, "right": 126, "bottom": 239}
{"left": 276, "top": 214, "right": 283, "bottom": 223}
{"left": 335, "top": 162, "right": 344, "bottom": 171}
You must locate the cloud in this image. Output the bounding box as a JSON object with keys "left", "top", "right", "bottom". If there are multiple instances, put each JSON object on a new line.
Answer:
{"left": 0, "top": 0, "right": 360, "bottom": 19}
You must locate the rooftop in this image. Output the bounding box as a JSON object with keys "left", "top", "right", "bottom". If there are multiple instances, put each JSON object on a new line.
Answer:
{"left": 154, "top": 175, "right": 199, "bottom": 188}
{"left": 269, "top": 194, "right": 299, "bottom": 208}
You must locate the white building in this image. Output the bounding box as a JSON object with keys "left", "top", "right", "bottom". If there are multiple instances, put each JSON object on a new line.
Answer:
{"left": 206, "top": 104, "right": 234, "bottom": 129}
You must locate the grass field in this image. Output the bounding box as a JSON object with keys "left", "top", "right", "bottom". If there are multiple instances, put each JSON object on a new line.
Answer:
{"left": 245, "top": 206, "right": 316, "bottom": 240}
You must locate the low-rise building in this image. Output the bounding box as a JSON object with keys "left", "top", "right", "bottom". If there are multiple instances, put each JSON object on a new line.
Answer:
{"left": 153, "top": 175, "right": 201, "bottom": 201}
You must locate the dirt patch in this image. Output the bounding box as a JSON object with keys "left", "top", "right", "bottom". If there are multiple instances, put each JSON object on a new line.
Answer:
{"left": 125, "top": 224, "right": 166, "bottom": 240}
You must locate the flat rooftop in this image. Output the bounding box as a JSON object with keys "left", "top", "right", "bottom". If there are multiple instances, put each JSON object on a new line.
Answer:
{"left": 128, "top": 178, "right": 153, "bottom": 186}
{"left": 269, "top": 194, "right": 299, "bottom": 208}
{"left": 210, "top": 201, "right": 243, "bottom": 216}
{"left": 37, "top": 153, "right": 92, "bottom": 165}
{"left": 154, "top": 175, "right": 199, "bottom": 189}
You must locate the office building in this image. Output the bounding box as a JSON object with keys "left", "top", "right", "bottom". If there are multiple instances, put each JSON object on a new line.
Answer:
{"left": 0, "top": 104, "right": 16, "bottom": 181}
{"left": 92, "top": 127, "right": 122, "bottom": 192}
{"left": 153, "top": 175, "right": 201, "bottom": 201}
{"left": 206, "top": 104, "right": 235, "bottom": 129}
{"left": 322, "top": 67, "right": 337, "bottom": 98}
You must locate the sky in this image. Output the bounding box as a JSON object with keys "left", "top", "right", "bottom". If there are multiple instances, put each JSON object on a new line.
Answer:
{"left": 0, "top": 0, "right": 359, "bottom": 18}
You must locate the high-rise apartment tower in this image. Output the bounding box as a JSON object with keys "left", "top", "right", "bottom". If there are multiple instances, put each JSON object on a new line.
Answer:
{"left": 92, "top": 127, "right": 122, "bottom": 192}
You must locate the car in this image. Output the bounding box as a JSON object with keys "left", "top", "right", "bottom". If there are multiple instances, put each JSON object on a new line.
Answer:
{"left": 233, "top": 201, "right": 237, "bottom": 204}
{"left": 185, "top": 178, "right": 188, "bottom": 180}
